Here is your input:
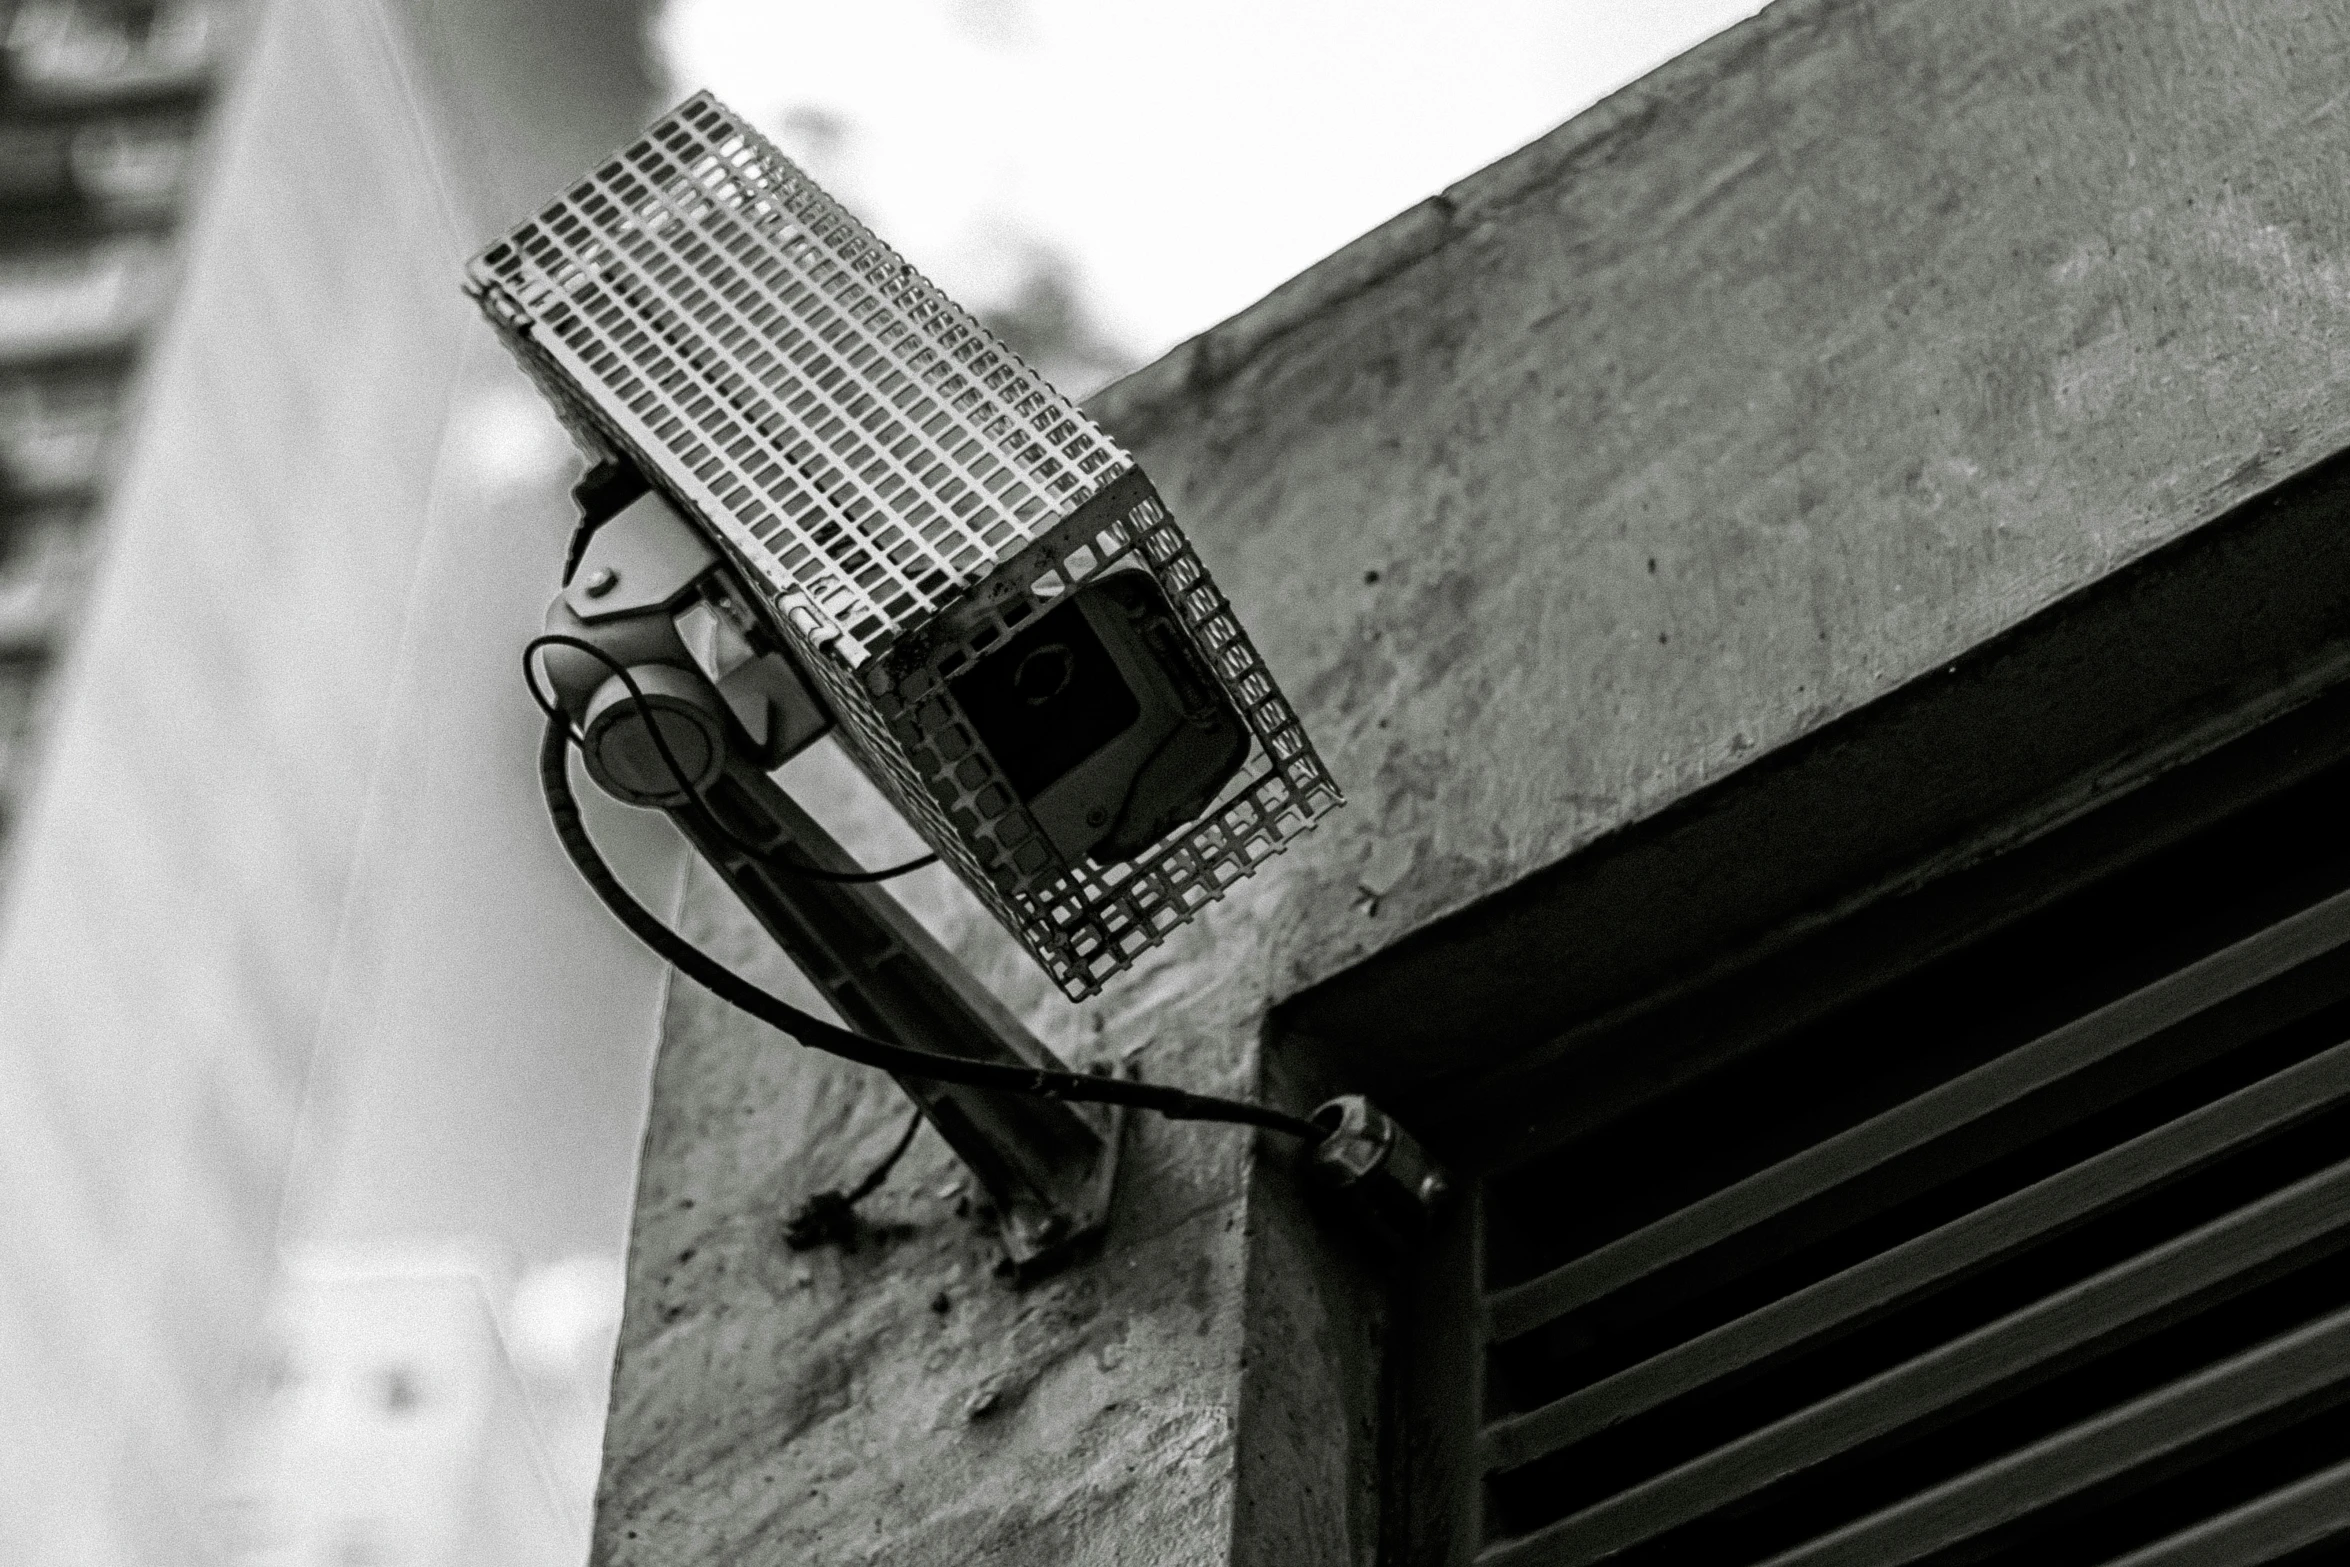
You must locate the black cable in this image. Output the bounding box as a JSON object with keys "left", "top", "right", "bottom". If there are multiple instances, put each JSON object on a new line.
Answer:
{"left": 843, "top": 1107, "right": 926, "bottom": 1204}
{"left": 783, "top": 1108, "right": 925, "bottom": 1251}
{"left": 523, "top": 632, "right": 938, "bottom": 885}
{"left": 538, "top": 714, "right": 1324, "bottom": 1141}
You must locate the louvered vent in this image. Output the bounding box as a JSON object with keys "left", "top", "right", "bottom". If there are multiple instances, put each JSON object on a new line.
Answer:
{"left": 1461, "top": 767, "right": 2350, "bottom": 1566}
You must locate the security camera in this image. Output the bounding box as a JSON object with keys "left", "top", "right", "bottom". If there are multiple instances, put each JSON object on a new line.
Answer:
{"left": 469, "top": 90, "right": 1339, "bottom": 999}
{"left": 469, "top": 93, "right": 1437, "bottom": 1276}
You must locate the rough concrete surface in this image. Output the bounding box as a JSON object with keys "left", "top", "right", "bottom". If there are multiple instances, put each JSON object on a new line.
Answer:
{"left": 597, "top": 1, "right": 2350, "bottom": 1561}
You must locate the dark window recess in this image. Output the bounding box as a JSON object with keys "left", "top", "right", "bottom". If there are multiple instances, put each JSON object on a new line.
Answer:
{"left": 1450, "top": 719, "right": 2350, "bottom": 1566}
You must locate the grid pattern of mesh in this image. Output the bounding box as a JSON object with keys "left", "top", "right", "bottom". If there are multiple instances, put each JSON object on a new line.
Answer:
{"left": 466, "top": 90, "right": 1127, "bottom": 659}
{"left": 879, "top": 484, "right": 1341, "bottom": 993}
{"left": 467, "top": 92, "right": 1339, "bottom": 998}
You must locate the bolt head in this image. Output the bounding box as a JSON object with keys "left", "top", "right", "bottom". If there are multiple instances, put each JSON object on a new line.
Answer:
{"left": 584, "top": 566, "right": 619, "bottom": 598}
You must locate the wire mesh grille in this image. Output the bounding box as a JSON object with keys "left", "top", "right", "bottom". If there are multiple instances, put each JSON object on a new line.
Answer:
{"left": 878, "top": 479, "right": 1341, "bottom": 993}
{"left": 467, "top": 92, "right": 1339, "bottom": 997}
{"left": 467, "top": 90, "right": 1127, "bottom": 660}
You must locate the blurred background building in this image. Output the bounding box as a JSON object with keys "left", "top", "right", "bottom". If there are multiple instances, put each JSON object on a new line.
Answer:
{"left": 0, "top": 1, "right": 1771, "bottom": 1563}
{"left": 0, "top": 0, "right": 246, "bottom": 873}
{"left": 0, "top": 0, "right": 672, "bottom": 1559}
{"left": 212, "top": 1247, "right": 578, "bottom": 1567}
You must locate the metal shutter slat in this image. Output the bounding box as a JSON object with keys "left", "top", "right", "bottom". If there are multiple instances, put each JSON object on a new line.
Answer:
{"left": 2097, "top": 1450, "right": 2350, "bottom": 1566}
{"left": 1751, "top": 1300, "right": 2350, "bottom": 1567}
{"left": 1486, "top": 886, "right": 2350, "bottom": 1343}
{"left": 1480, "top": 1152, "right": 2350, "bottom": 1567}
{"left": 1482, "top": 1031, "right": 2350, "bottom": 1474}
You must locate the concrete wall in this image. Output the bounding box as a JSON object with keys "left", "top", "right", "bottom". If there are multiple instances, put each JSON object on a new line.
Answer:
{"left": 0, "top": 3, "right": 659, "bottom": 1559}
{"left": 599, "top": 0, "right": 2350, "bottom": 1560}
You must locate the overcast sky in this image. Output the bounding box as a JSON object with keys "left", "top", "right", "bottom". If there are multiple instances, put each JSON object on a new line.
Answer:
{"left": 660, "top": 0, "right": 1770, "bottom": 374}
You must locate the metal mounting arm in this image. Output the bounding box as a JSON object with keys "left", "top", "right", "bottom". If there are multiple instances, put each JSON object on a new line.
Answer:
{"left": 536, "top": 478, "right": 1119, "bottom": 1277}
{"left": 661, "top": 751, "right": 1121, "bottom": 1274}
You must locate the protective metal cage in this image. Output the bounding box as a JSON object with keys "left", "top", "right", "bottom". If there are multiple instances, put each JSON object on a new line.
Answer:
{"left": 466, "top": 91, "right": 1340, "bottom": 999}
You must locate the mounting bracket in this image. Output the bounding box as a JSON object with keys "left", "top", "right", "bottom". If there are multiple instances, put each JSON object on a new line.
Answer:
{"left": 536, "top": 477, "right": 1120, "bottom": 1277}
{"left": 665, "top": 753, "right": 1123, "bottom": 1276}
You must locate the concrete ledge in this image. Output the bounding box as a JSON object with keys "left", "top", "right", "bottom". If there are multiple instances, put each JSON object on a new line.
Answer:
{"left": 1085, "top": 0, "right": 1830, "bottom": 437}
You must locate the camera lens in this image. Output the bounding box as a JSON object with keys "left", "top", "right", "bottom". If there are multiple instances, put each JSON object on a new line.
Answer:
{"left": 1014, "top": 643, "right": 1076, "bottom": 706}
{"left": 951, "top": 597, "right": 1140, "bottom": 801}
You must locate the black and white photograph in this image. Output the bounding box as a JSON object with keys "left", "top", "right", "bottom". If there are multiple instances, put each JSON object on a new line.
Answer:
{"left": 4, "top": 2, "right": 2347, "bottom": 1563}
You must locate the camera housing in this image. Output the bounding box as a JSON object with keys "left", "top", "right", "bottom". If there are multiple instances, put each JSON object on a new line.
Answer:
{"left": 467, "top": 91, "right": 1339, "bottom": 997}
